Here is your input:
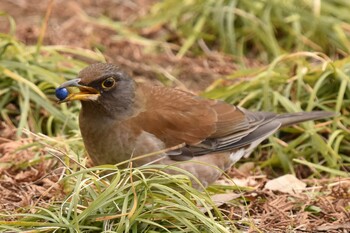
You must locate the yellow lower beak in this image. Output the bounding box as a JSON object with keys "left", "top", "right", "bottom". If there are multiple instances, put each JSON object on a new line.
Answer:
{"left": 58, "top": 79, "right": 100, "bottom": 102}
{"left": 63, "top": 92, "right": 100, "bottom": 102}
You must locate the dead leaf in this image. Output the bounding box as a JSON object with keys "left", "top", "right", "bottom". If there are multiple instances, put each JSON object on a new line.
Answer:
{"left": 211, "top": 193, "right": 242, "bottom": 204}
{"left": 215, "top": 176, "right": 260, "bottom": 187}
{"left": 264, "top": 174, "right": 306, "bottom": 194}
{"left": 237, "top": 162, "right": 255, "bottom": 175}
{"left": 200, "top": 192, "right": 242, "bottom": 213}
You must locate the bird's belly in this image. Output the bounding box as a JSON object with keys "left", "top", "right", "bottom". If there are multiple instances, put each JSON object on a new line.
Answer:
{"left": 80, "top": 121, "right": 166, "bottom": 166}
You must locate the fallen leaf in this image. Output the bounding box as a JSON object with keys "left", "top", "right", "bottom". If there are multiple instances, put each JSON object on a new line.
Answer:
{"left": 237, "top": 162, "right": 255, "bottom": 175}
{"left": 200, "top": 192, "right": 242, "bottom": 213}
{"left": 264, "top": 174, "right": 306, "bottom": 194}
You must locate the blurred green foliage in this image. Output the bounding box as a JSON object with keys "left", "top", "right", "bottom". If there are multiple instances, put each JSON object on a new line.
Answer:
{"left": 138, "top": 0, "right": 350, "bottom": 62}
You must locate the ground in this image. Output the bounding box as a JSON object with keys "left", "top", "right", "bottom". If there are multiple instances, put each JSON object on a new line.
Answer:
{"left": 0, "top": 0, "right": 349, "bottom": 232}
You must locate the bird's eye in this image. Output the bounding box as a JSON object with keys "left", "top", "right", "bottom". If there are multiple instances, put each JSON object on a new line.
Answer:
{"left": 101, "top": 77, "right": 115, "bottom": 89}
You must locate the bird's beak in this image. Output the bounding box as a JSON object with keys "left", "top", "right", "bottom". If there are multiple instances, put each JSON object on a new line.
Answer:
{"left": 58, "top": 78, "right": 100, "bottom": 102}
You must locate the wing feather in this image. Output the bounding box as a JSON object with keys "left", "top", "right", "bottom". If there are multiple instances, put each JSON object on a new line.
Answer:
{"left": 130, "top": 84, "right": 219, "bottom": 146}
{"left": 129, "top": 83, "right": 282, "bottom": 160}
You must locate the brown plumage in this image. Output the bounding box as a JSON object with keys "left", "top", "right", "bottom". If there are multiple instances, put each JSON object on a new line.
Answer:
{"left": 58, "top": 63, "right": 335, "bottom": 188}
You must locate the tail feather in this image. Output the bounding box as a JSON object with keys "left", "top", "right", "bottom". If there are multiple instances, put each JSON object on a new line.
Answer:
{"left": 277, "top": 111, "right": 336, "bottom": 127}
{"left": 171, "top": 110, "right": 337, "bottom": 159}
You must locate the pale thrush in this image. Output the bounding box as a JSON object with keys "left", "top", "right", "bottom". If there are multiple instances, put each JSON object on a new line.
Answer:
{"left": 58, "top": 63, "right": 335, "bottom": 187}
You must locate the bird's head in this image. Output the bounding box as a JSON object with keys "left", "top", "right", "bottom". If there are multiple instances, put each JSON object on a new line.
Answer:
{"left": 58, "top": 63, "right": 136, "bottom": 118}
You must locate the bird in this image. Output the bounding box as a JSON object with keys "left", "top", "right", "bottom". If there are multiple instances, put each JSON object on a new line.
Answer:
{"left": 57, "top": 63, "right": 335, "bottom": 188}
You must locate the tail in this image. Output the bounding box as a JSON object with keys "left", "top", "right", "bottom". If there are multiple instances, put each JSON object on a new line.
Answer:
{"left": 277, "top": 111, "right": 336, "bottom": 127}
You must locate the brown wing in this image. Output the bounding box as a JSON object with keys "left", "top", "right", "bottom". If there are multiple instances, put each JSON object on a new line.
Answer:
{"left": 129, "top": 84, "right": 249, "bottom": 147}
{"left": 126, "top": 84, "right": 334, "bottom": 161}
{"left": 209, "top": 100, "right": 250, "bottom": 137}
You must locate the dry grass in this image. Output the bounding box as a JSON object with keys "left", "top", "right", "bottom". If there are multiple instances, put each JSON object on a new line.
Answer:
{"left": 0, "top": 122, "right": 64, "bottom": 212}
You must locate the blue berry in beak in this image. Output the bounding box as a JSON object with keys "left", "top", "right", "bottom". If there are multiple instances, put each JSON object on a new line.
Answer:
{"left": 55, "top": 87, "right": 69, "bottom": 101}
